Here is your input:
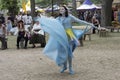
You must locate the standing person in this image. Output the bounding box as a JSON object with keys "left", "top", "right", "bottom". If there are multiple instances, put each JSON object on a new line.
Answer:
{"left": 7, "top": 13, "right": 15, "bottom": 27}
{"left": 118, "top": 8, "right": 120, "bottom": 23}
{"left": 16, "top": 20, "right": 28, "bottom": 49}
{"left": 16, "top": 12, "right": 23, "bottom": 21}
{"left": 36, "top": 6, "right": 94, "bottom": 75}
{"left": 6, "top": 18, "right": 12, "bottom": 35}
{"left": 0, "top": 14, "right": 5, "bottom": 24}
{"left": 25, "top": 13, "right": 32, "bottom": 25}
{"left": 23, "top": 13, "right": 33, "bottom": 32}
{"left": 55, "top": 6, "right": 93, "bottom": 74}
{"left": 0, "top": 20, "right": 7, "bottom": 50}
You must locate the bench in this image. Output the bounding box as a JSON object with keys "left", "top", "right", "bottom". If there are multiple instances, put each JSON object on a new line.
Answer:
{"left": 98, "top": 27, "right": 109, "bottom": 37}
{"left": 73, "top": 26, "right": 92, "bottom": 40}
{"left": 83, "top": 31, "right": 91, "bottom": 41}
{"left": 105, "top": 26, "right": 120, "bottom": 32}
{"left": 111, "top": 21, "right": 120, "bottom": 32}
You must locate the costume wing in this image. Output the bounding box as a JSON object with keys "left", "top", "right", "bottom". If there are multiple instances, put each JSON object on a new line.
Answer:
{"left": 38, "top": 16, "right": 92, "bottom": 66}
{"left": 39, "top": 16, "right": 70, "bottom": 66}
{"left": 72, "top": 25, "right": 92, "bottom": 51}
{"left": 73, "top": 25, "right": 90, "bottom": 39}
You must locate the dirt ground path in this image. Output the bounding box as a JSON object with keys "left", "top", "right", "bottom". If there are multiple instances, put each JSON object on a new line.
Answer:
{"left": 0, "top": 34, "right": 120, "bottom": 80}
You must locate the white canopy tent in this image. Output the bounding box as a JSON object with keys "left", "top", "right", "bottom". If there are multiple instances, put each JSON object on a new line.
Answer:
{"left": 77, "top": 0, "right": 101, "bottom": 10}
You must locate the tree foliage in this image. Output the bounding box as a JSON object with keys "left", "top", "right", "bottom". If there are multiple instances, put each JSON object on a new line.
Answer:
{"left": 30, "top": 0, "right": 35, "bottom": 17}
{"left": 0, "top": 0, "right": 19, "bottom": 15}
{"left": 91, "top": 0, "right": 101, "bottom": 4}
{"left": 35, "top": 0, "right": 70, "bottom": 7}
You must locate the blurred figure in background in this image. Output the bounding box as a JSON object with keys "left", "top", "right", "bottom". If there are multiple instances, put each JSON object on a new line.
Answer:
{"left": 29, "top": 19, "right": 46, "bottom": 48}
{"left": 0, "top": 14, "right": 5, "bottom": 24}
{"left": 118, "top": 8, "right": 120, "bottom": 23}
{"left": 16, "top": 20, "right": 29, "bottom": 49}
{"left": 0, "top": 20, "right": 7, "bottom": 50}
{"left": 6, "top": 18, "right": 12, "bottom": 35}
{"left": 91, "top": 15, "right": 99, "bottom": 34}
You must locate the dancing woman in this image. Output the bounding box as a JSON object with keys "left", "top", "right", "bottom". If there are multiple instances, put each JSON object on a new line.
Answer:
{"left": 36, "top": 6, "right": 94, "bottom": 75}
{"left": 55, "top": 6, "right": 94, "bottom": 74}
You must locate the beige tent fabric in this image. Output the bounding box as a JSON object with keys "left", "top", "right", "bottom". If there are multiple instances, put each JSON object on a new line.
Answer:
{"left": 113, "top": 0, "right": 120, "bottom": 4}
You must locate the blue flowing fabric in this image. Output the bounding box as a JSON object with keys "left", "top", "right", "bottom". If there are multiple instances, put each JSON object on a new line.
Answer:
{"left": 38, "top": 16, "right": 90, "bottom": 66}
{"left": 70, "top": 25, "right": 90, "bottom": 52}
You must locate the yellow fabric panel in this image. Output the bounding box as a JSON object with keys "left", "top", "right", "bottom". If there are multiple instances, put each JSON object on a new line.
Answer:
{"left": 22, "top": 0, "right": 27, "bottom": 13}
{"left": 65, "top": 28, "right": 75, "bottom": 39}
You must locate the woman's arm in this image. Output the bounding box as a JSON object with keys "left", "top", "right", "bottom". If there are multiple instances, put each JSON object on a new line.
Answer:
{"left": 70, "top": 14, "right": 93, "bottom": 26}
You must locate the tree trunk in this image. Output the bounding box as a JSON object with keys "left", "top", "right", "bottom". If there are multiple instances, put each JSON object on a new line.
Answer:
{"left": 101, "top": 0, "right": 113, "bottom": 27}
{"left": 30, "top": 0, "right": 35, "bottom": 18}
{"left": 72, "top": 0, "right": 77, "bottom": 17}
{"left": 56, "top": 0, "right": 67, "bottom": 6}
{"left": 51, "top": 0, "right": 54, "bottom": 16}
{"left": 57, "top": 0, "right": 61, "bottom": 6}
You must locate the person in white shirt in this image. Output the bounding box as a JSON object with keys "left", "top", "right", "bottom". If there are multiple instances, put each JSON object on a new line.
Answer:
{"left": 22, "top": 13, "right": 32, "bottom": 25}
{"left": 29, "top": 19, "right": 46, "bottom": 48}
{"left": 31, "top": 21, "right": 44, "bottom": 35}
{"left": 23, "top": 13, "right": 33, "bottom": 32}
{"left": 16, "top": 12, "right": 22, "bottom": 21}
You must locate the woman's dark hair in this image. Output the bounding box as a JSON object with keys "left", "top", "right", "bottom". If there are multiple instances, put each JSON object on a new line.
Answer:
{"left": 59, "top": 6, "right": 68, "bottom": 17}
{"left": 17, "top": 20, "right": 25, "bottom": 30}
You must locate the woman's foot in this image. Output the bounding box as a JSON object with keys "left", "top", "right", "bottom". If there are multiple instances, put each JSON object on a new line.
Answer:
{"left": 60, "top": 67, "right": 67, "bottom": 73}
{"left": 16, "top": 45, "right": 19, "bottom": 49}
{"left": 69, "top": 67, "right": 75, "bottom": 75}
{"left": 24, "top": 46, "right": 27, "bottom": 49}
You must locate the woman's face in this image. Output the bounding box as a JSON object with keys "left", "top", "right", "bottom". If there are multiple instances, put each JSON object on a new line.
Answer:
{"left": 59, "top": 7, "right": 65, "bottom": 14}
{"left": 19, "top": 22, "right": 23, "bottom": 25}
{"left": 18, "top": 22, "right": 23, "bottom": 28}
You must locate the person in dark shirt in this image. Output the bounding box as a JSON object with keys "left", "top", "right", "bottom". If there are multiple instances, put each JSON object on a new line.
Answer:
{"left": 16, "top": 20, "right": 28, "bottom": 49}
{"left": 0, "top": 14, "right": 5, "bottom": 24}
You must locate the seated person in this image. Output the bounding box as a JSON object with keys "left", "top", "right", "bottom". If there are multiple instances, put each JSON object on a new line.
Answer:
{"left": 16, "top": 20, "right": 29, "bottom": 49}
{"left": 91, "top": 15, "right": 99, "bottom": 34}
{"left": 0, "top": 20, "right": 7, "bottom": 50}
{"left": 29, "top": 19, "right": 46, "bottom": 48}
